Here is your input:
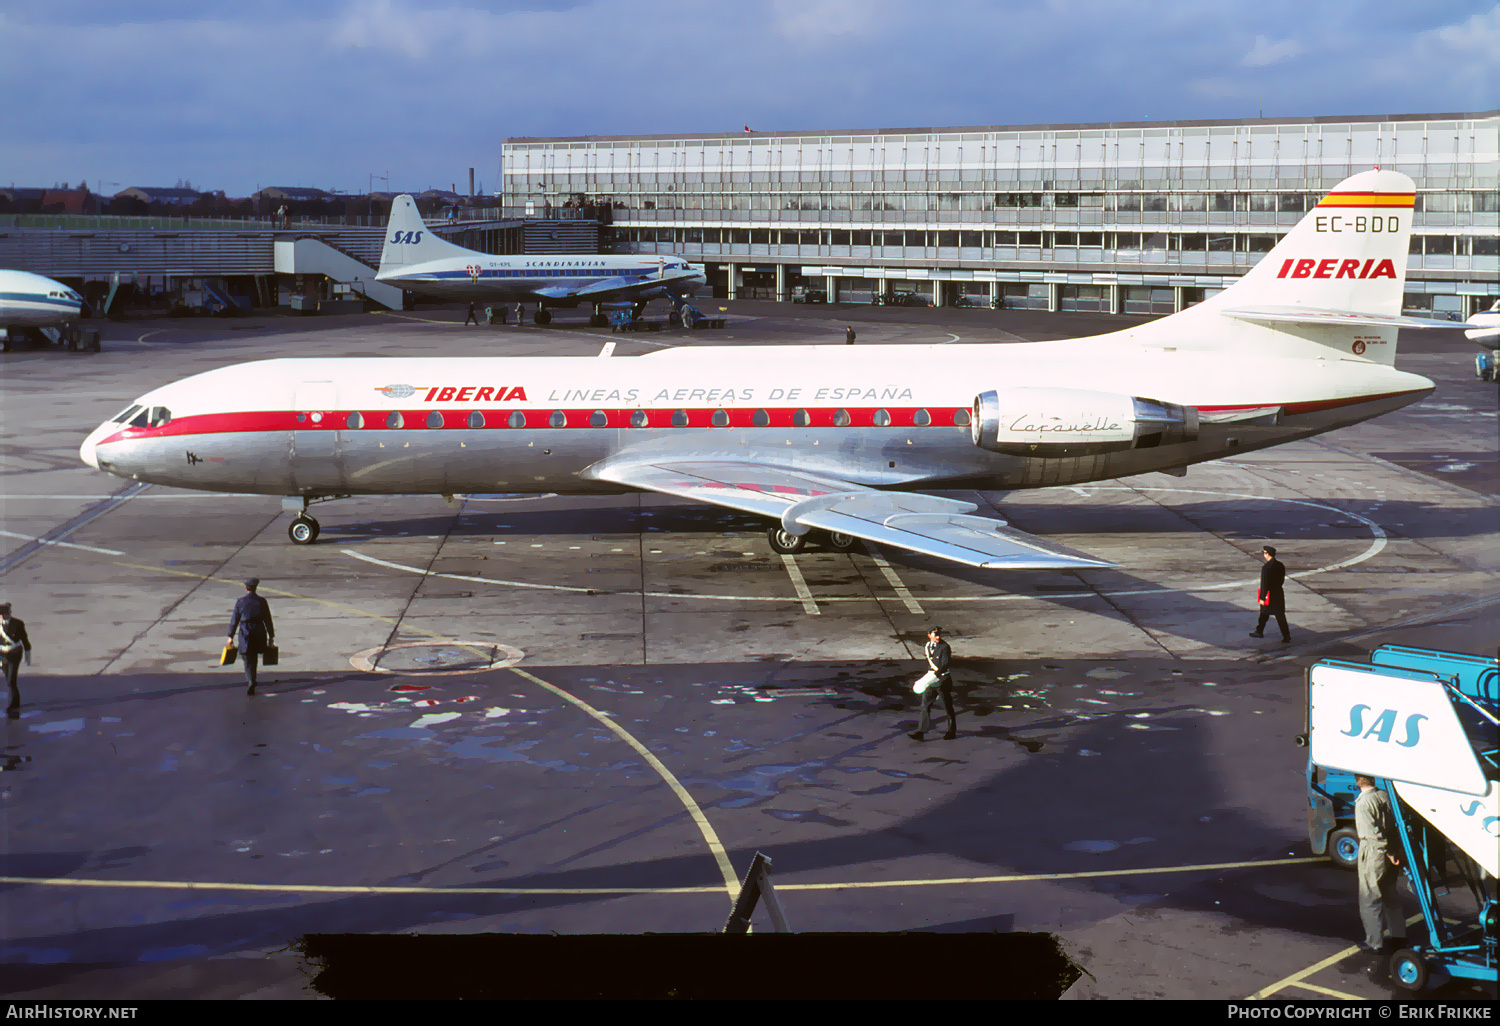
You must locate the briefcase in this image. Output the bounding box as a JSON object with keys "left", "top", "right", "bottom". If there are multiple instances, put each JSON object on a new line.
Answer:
{"left": 262, "top": 644, "right": 279, "bottom": 667}
{"left": 219, "top": 643, "right": 238, "bottom": 666}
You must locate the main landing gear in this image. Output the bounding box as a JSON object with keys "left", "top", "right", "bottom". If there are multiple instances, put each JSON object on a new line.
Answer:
{"left": 532, "top": 308, "right": 552, "bottom": 325}
{"left": 766, "top": 526, "right": 860, "bottom": 554}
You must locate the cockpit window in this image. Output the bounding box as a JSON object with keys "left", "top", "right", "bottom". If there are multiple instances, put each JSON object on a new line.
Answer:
{"left": 112, "top": 405, "right": 143, "bottom": 423}
{"left": 147, "top": 407, "right": 171, "bottom": 428}
{"left": 128, "top": 409, "right": 150, "bottom": 428}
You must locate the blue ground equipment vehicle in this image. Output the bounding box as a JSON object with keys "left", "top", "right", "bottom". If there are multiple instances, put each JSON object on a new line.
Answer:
{"left": 1302, "top": 646, "right": 1498, "bottom": 992}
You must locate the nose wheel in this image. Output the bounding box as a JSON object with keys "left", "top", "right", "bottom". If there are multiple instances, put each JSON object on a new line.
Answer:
{"left": 288, "top": 515, "right": 320, "bottom": 545}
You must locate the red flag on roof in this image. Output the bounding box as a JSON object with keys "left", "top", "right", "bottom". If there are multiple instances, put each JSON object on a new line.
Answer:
{"left": 744, "top": 125, "right": 754, "bottom": 133}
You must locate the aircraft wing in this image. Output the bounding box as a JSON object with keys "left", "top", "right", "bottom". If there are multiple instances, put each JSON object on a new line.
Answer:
{"left": 531, "top": 273, "right": 699, "bottom": 304}
{"left": 588, "top": 457, "right": 1114, "bottom": 570}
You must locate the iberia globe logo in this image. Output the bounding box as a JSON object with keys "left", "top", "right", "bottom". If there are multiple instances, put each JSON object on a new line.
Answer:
{"left": 376, "top": 384, "right": 420, "bottom": 399}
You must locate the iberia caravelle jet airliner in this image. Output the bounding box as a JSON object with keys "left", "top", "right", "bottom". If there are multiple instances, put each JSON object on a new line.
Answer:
{"left": 79, "top": 169, "right": 1460, "bottom": 568}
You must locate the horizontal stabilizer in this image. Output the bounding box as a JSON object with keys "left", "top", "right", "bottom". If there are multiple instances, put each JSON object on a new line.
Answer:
{"left": 587, "top": 456, "right": 1114, "bottom": 570}
{"left": 1222, "top": 305, "right": 1469, "bottom": 330}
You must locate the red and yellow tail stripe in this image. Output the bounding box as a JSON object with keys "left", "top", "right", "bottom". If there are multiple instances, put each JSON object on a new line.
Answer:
{"left": 1316, "top": 191, "right": 1415, "bottom": 209}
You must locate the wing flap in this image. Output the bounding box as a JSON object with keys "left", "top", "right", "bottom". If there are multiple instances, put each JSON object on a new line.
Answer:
{"left": 589, "top": 457, "right": 1114, "bottom": 570}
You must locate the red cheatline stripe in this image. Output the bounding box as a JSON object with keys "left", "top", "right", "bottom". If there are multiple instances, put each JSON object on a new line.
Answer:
{"left": 94, "top": 390, "right": 1426, "bottom": 446}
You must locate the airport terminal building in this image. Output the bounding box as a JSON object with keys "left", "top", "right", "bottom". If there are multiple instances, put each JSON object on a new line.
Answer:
{"left": 502, "top": 111, "right": 1499, "bottom": 318}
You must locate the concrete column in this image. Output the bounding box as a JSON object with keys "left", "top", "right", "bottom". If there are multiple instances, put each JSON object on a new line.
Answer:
{"left": 933, "top": 281, "right": 944, "bottom": 308}
{"left": 1174, "top": 286, "right": 1186, "bottom": 313}
{"left": 1108, "top": 284, "right": 1121, "bottom": 315}
{"left": 775, "top": 264, "right": 787, "bottom": 303}
{"left": 826, "top": 274, "right": 836, "bottom": 303}
{"left": 726, "top": 262, "right": 737, "bottom": 300}
{"left": 1048, "top": 282, "right": 1060, "bottom": 313}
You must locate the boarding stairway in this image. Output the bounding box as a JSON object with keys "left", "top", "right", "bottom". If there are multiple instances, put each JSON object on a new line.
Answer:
{"left": 273, "top": 236, "right": 404, "bottom": 310}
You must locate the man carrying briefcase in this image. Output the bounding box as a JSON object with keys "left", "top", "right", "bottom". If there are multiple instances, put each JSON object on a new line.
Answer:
{"left": 227, "top": 578, "right": 275, "bottom": 695}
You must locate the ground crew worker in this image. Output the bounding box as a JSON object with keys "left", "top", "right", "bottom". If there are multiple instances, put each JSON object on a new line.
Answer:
{"left": 464, "top": 301, "right": 479, "bottom": 326}
{"left": 0, "top": 602, "right": 32, "bottom": 714}
{"left": 227, "top": 578, "right": 275, "bottom": 696}
{"left": 1354, "top": 774, "right": 1407, "bottom": 974}
{"left": 909, "top": 627, "right": 956, "bottom": 741}
{"left": 1249, "top": 545, "right": 1291, "bottom": 642}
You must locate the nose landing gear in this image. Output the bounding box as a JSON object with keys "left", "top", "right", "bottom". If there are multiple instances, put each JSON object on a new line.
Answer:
{"left": 288, "top": 515, "right": 320, "bottom": 545}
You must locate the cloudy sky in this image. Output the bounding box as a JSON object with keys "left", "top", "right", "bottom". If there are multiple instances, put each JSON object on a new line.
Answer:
{"left": 2, "top": 0, "right": 1496, "bottom": 197}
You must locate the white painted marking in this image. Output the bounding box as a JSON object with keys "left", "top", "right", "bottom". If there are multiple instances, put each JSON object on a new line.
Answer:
{"left": 780, "top": 555, "right": 820, "bottom": 614}
{"left": 0, "top": 530, "right": 124, "bottom": 556}
{"left": 864, "top": 544, "right": 925, "bottom": 615}
{"left": 938, "top": 333, "right": 962, "bottom": 344}
{"left": 338, "top": 488, "right": 1388, "bottom": 606}
{"left": 410, "top": 712, "right": 462, "bottom": 728}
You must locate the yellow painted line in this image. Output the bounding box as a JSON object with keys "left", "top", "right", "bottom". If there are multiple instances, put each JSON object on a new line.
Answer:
{"left": 1286, "top": 980, "right": 1362, "bottom": 1000}
{"left": 506, "top": 666, "right": 739, "bottom": 900}
{"left": 53, "top": 549, "right": 742, "bottom": 903}
{"left": 0, "top": 856, "right": 1323, "bottom": 899}
{"left": 1247, "top": 913, "right": 1425, "bottom": 999}
{"left": 768, "top": 856, "right": 1327, "bottom": 890}
{"left": 780, "top": 554, "right": 820, "bottom": 614}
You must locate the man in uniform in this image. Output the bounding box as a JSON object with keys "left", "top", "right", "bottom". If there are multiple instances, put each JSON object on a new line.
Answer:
{"left": 909, "top": 627, "right": 956, "bottom": 741}
{"left": 1249, "top": 545, "right": 1291, "bottom": 642}
{"left": 1354, "top": 774, "right": 1407, "bottom": 976}
{"left": 227, "top": 578, "right": 275, "bottom": 695}
{"left": 0, "top": 603, "right": 33, "bottom": 714}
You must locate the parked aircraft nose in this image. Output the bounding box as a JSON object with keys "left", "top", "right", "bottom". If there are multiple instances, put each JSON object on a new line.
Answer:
{"left": 79, "top": 421, "right": 112, "bottom": 470}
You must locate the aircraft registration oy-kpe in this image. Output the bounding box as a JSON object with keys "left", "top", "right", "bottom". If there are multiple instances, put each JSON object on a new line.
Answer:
{"left": 374, "top": 194, "right": 708, "bottom": 326}
{"left": 80, "top": 170, "right": 1467, "bottom": 568}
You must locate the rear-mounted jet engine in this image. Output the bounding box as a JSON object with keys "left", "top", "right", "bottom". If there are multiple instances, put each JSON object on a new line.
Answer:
{"left": 971, "top": 387, "right": 1199, "bottom": 458}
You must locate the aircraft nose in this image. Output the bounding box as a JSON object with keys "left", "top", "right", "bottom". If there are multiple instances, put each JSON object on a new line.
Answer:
{"left": 79, "top": 422, "right": 111, "bottom": 469}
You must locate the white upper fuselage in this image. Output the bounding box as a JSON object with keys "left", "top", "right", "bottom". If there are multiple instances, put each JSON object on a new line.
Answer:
{"left": 0, "top": 269, "right": 83, "bottom": 327}
{"left": 374, "top": 252, "right": 706, "bottom": 302}
{"left": 78, "top": 328, "right": 1433, "bottom": 495}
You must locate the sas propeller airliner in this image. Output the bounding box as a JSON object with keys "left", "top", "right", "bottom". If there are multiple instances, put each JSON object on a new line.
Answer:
{"left": 374, "top": 194, "right": 706, "bottom": 326}
{"left": 81, "top": 170, "right": 1460, "bottom": 568}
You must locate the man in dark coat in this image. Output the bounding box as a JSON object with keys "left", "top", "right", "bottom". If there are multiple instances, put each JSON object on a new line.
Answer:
{"left": 909, "top": 626, "right": 956, "bottom": 741}
{"left": 0, "top": 602, "right": 33, "bottom": 713}
{"left": 1249, "top": 545, "right": 1290, "bottom": 642}
{"left": 227, "top": 578, "right": 275, "bottom": 695}
{"left": 845, "top": 325, "right": 856, "bottom": 344}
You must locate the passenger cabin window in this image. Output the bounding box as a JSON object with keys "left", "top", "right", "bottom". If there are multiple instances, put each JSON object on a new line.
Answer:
{"left": 549, "top": 410, "right": 566, "bottom": 428}
{"left": 953, "top": 409, "right": 971, "bottom": 427}
{"left": 347, "top": 412, "right": 364, "bottom": 429}
{"left": 590, "top": 410, "right": 607, "bottom": 427}
{"left": 671, "top": 409, "right": 689, "bottom": 427}
{"left": 711, "top": 409, "right": 730, "bottom": 427}
{"left": 630, "top": 410, "right": 649, "bottom": 428}
{"left": 387, "top": 412, "right": 404, "bottom": 429}
{"left": 793, "top": 409, "right": 811, "bottom": 427}
{"left": 467, "top": 411, "right": 485, "bottom": 429}
{"left": 833, "top": 409, "right": 851, "bottom": 427}
{"left": 426, "top": 411, "right": 444, "bottom": 428}
{"left": 752, "top": 409, "right": 770, "bottom": 427}
{"left": 913, "top": 409, "right": 931, "bottom": 427}
{"left": 872, "top": 409, "right": 891, "bottom": 427}
{"left": 508, "top": 411, "right": 526, "bottom": 428}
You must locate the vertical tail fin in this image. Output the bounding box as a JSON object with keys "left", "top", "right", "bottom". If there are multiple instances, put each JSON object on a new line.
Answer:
{"left": 1134, "top": 169, "right": 1434, "bottom": 365}
{"left": 376, "top": 195, "right": 474, "bottom": 274}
